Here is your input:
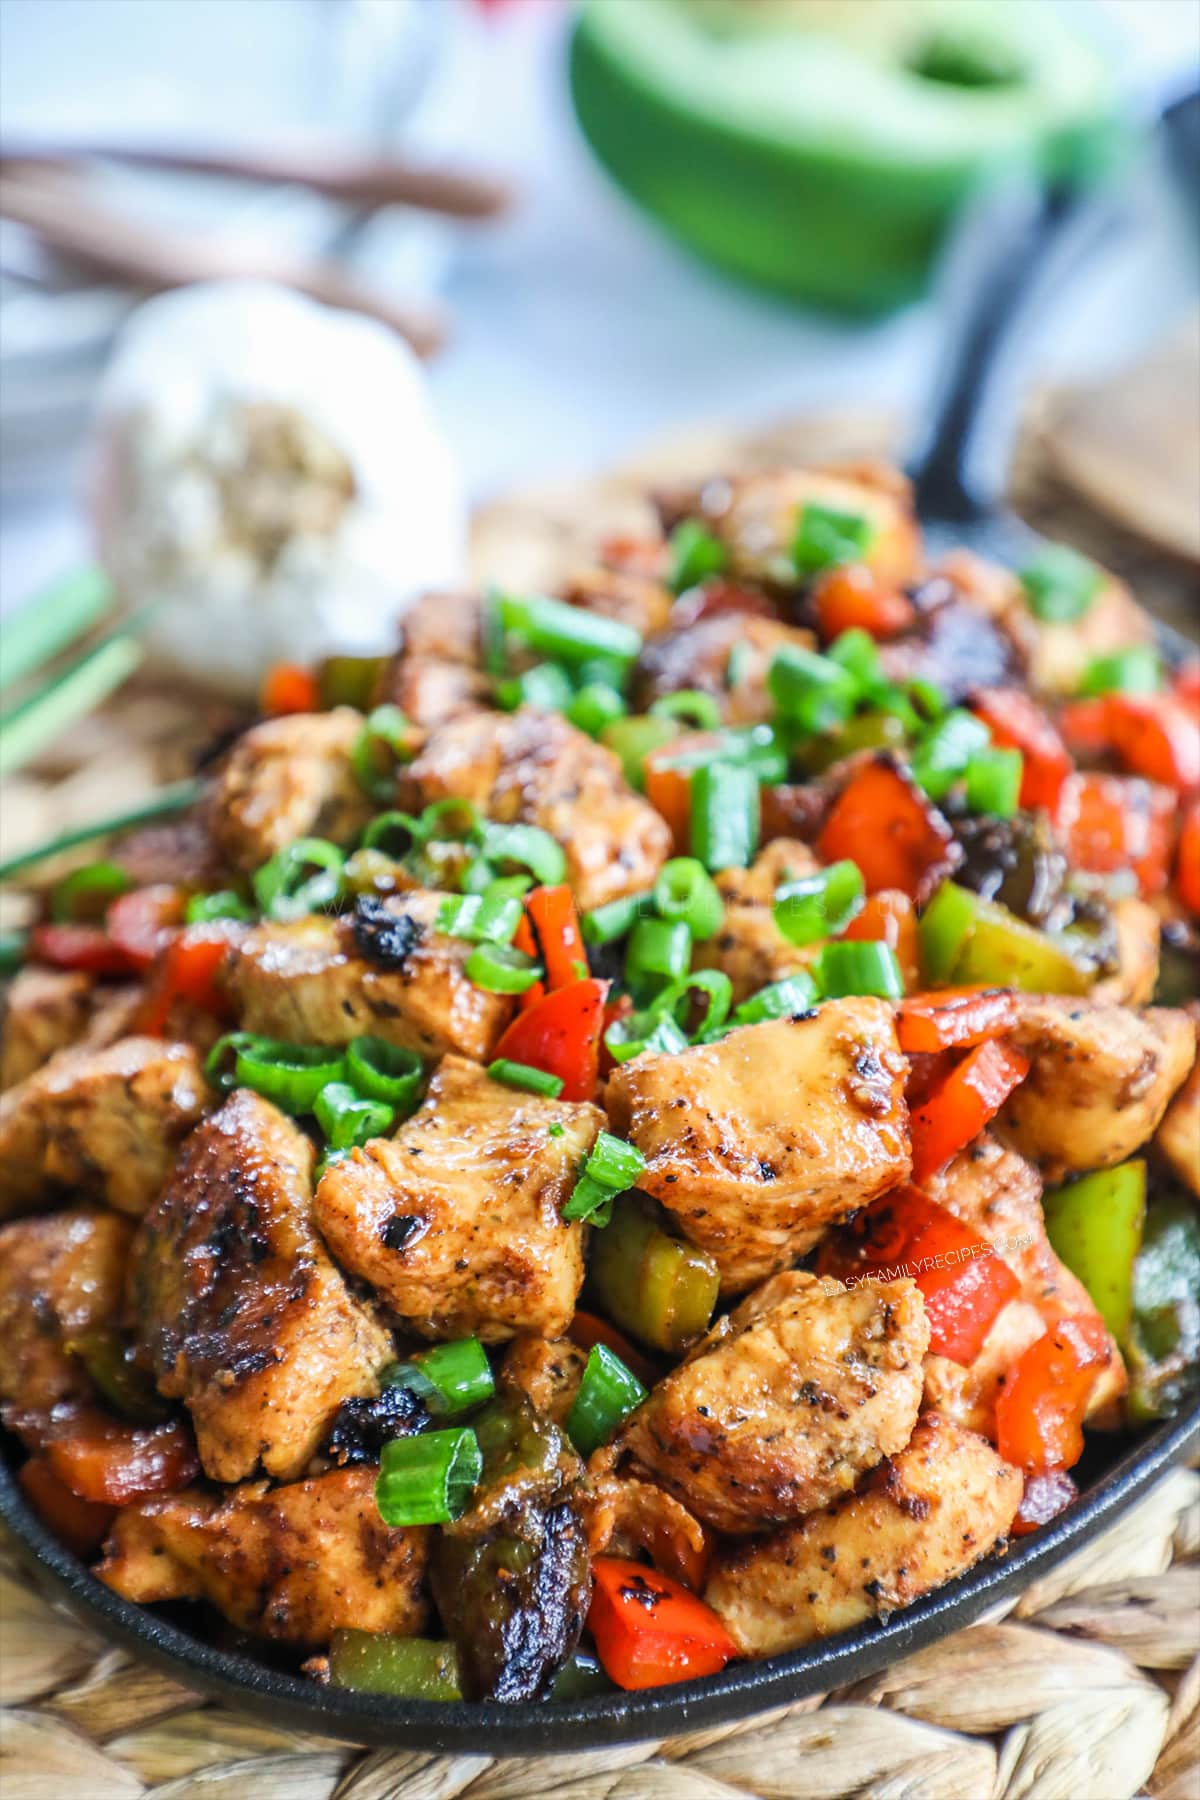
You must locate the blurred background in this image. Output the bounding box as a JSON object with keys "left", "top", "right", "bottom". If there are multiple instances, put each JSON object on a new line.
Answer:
{"left": 0, "top": 0, "right": 1197, "bottom": 612}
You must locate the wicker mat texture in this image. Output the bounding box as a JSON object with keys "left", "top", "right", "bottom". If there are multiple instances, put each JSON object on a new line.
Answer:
{"left": 1, "top": 402, "right": 1198, "bottom": 1800}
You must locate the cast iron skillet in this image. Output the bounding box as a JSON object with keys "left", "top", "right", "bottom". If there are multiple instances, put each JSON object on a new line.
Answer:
{"left": 4, "top": 118, "right": 1199, "bottom": 1754}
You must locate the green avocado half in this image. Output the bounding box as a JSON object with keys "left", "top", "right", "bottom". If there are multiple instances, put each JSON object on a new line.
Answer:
{"left": 569, "top": 0, "right": 1125, "bottom": 313}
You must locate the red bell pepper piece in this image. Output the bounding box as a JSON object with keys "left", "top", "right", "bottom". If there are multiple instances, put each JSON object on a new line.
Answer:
{"left": 897, "top": 986, "right": 1017, "bottom": 1054}
{"left": 1101, "top": 692, "right": 1200, "bottom": 791}
{"left": 515, "top": 885, "right": 588, "bottom": 1011}
{"left": 1010, "top": 1469, "right": 1079, "bottom": 1537}
{"left": 260, "top": 661, "right": 319, "bottom": 717}
{"left": 1055, "top": 772, "right": 1175, "bottom": 895}
{"left": 817, "top": 755, "right": 958, "bottom": 903}
{"left": 18, "top": 1456, "right": 116, "bottom": 1556}
{"left": 599, "top": 534, "right": 668, "bottom": 579}
{"left": 813, "top": 564, "right": 915, "bottom": 642}
{"left": 137, "top": 924, "right": 238, "bottom": 1036}
{"left": 1058, "top": 697, "right": 1113, "bottom": 760}
{"left": 643, "top": 752, "right": 693, "bottom": 854}
{"left": 817, "top": 1188, "right": 1019, "bottom": 1365}
{"left": 490, "top": 977, "right": 607, "bottom": 1103}
{"left": 1174, "top": 661, "right": 1200, "bottom": 708}
{"left": 1178, "top": 798, "right": 1200, "bottom": 916}
{"left": 994, "top": 1316, "right": 1112, "bottom": 1476}
{"left": 41, "top": 1409, "right": 200, "bottom": 1506}
{"left": 26, "top": 923, "right": 134, "bottom": 977}
{"left": 970, "top": 688, "right": 1074, "bottom": 814}
{"left": 909, "top": 1038, "right": 1030, "bottom": 1184}
{"left": 568, "top": 1310, "right": 661, "bottom": 1391}
{"left": 840, "top": 888, "right": 920, "bottom": 989}
{"left": 588, "top": 1558, "right": 738, "bottom": 1690}
{"left": 106, "top": 884, "right": 186, "bottom": 971}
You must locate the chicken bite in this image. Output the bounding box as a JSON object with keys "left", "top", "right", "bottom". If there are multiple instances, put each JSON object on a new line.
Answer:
{"left": 396, "top": 709, "right": 671, "bottom": 911}
{"left": 633, "top": 615, "right": 816, "bottom": 725}
{"left": 223, "top": 890, "right": 514, "bottom": 1061}
{"left": 562, "top": 565, "right": 674, "bottom": 640}
{"left": 498, "top": 1336, "right": 588, "bottom": 1426}
{"left": 0, "top": 1208, "right": 132, "bottom": 1418}
{"left": 315, "top": 1055, "right": 604, "bottom": 1342}
{"left": 96, "top": 1467, "right": 428, "bottom": 1644}
{"left": 132, "top": 1089, "right": 391, "bottom": 1483}
{"left": 207, "top": 706, "right": 373, "bottom": 872}
{"left": 997, "top": 997, "right": 1194, "bottom": 1179}
{"left": 691, "top": 838, "right": 822, "bottom": 1003}
{"left": 705, "top": 1413, "right": 1020, "bottom": 1655}
{"left": 1090, "top": 897, "right": 1161, "bottom": 1008}
{"left": 0, "top": 1036, "right": 208, "bottom": 1218}
{"left": 617, "top": 1270, "right": 928, "bottom": 1536}
{"left": 605, "top": 1003, "right": 911, "bottom": 1294}
{"left": 1, "top": 967, "right": 94, "bottom": 1090}
{"left": 1156, "top": 1045, "right": 1199, "bottom": 1198}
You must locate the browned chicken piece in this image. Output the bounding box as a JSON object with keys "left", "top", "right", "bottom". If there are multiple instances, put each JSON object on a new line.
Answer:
{"left": 691, "top": 838, "right": 822, "bottom": 1003}
{"left": 605, "top": 1004, "right": 911, "bottom": 1294}
{"left": 396, "top": 709, "right": 671, "bottom": 912}
{"left": 207, "top": 707, "right": 373, "bottom": 873}
{"left": 0, "top": 1208, "right": 132, "bottom": 1417}
{"left": 632, "top": 615, "right": 816, "bottom": 725}
{"left": 498, "top": 1336, "right": 588, "bottom": 1425}
{"left": 1156, "top": 1043, "right": 1199, "bottom": 1198}
{"left": 617, "top": 1271, "right": 928, "bottom": 1536}
{"left": 315, "top": 1055, "right": 603, "bottom": 1342}
{"left": 561, "top": 566, "right": 674, "bottom": 640}
{"left": 997, "top": 996, "right": 1194, "bottom": 1179}
{"left": 399, "top": 589, "right": 485, "bottom": 665}
{"left": 96, "top": 1467, "right": 429, "bottom": 1644}
{"left": 920, "top": 1134, "right": 1127, "bottom": 1430}
{"left": 705, "top": 1414, "right": 1021, "bottom": 1655}
{"left": 132, "top": 1090, "right": 391, "bottom": 1484}
{"left": 1091, "top": 897, "right": 1162, "bottom": 1008}
{"left": 1, "top": 967, "right": 94, "bottom": 1090}
{"left": 376, "top": 653, "right": 489, "bottom": 728}
{"left": 224, "top": 891, "right": 514, "bottom": 1061}
{"left": 660, "top": 463, "right": 920, "bottom": 590}
{"left": 0, "top": 1037, "right": 208, "bottom": 1219}
{"left": 582, "top": 1464, "right": 710, "bottom": 1591}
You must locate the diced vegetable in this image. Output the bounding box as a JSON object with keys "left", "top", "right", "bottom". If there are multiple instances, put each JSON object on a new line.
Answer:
{"left": 773, "top": 860, "right": 864, "bottom": 946}
{"left": 317, "top": 654, "right": 385, "bottom": 712}
{"left": 515, "top": 884, "right": 588, "bottom": 1010}
{"left": 44, "top": 1413, "right": 200, "bottom": 1506}
{"left": 375, "top": 1427, "right": 482, "bottom": 1527}
{"left": 383, "top": 1339, "right": 495, "bottom": 1420}
{"left": 567, "top": 1310, "right": 661, "bottom": 1389}
{"left": 488, "top": 1058, "right": 565, "bottom": 1098}
{"left": 994, "top": 1316, "right": 1112, "bottom": 1475}
{"left": 566, "top": 1343, "right": 647, "bottom": 1457}
{"left": 17, "top": 1457, "right": 115, "bottom": 1556}
{"left": 253, "top": 838, "right": 345, "bottom": 921}
{"left": 1079, "top": 647, "right": 1162, "bottom": 697}
{"left": 815, "top": 939, "right": 904, "bottom": 1000}
{"left": 67, "top": 1327, "right": 171, "bottom": 1424}
{"left": 137, "top": 925, "right": 236, "bottom": 1036}
{"left": 792, "top": 502, "right": 874, "bottom": 577}
{"left": 1125, "top": 1192, "right": 1200, "bottom": 1423}
{"left": 568, "top": 682, "right": 627, "bottom": 737}
{"left": 909, "top": 1039, "right": 1030, "bottom": 1183}
{"left": 910, "top": 709, "right": 990, "bottom": 802}
{"left": 969, "top": 688, "right": 1073, "bottom": 815}
{"left": 731, "top": 971, "right": 818, "bottom": 1026}
{"left": 841, "top": 888, "right": 920, "bottom": 989}
{"left": 650, "top": 691, "right": 724, "bottom": 732}
{"left": 1178, "top": 800, "right": 1200, "bottom": 916}
{"left": 563, "top": 1130, "right": 647, "bottom": 1226}
{"left": 1043, "top": 1161, "right": 1146, "bottom": 1342}
{"left": 813, "top": 564, "right": 915, "bottom": 642}
{"left": 329, "top": 1630, "right": 464, "bottom": 1700}
{"left": 690, "top": 761, "right": 760, "bottom": 873}
{"left": 653, "top": 858, "right": 724, "bottom": 940}
{"left": 589, "top": 1194, "right": 719, "bottom": 1353}
{"left": 602, "top": 714, "right": 680, "bottom": 790}
{"left": 490, "top": 977, "right": 607, "bottom": 1103}
{"left": 106, "top": 884, "right": 185, "bottom": 970}
{"left": 26, "top": 922, "right": 134, "bottom": 977}
{"left": 919, "top": 882, "right": 1091, "bottom": 995}
{"left": 897, "top": 987, "right": 1017, "bottom": 1054}
{"left": 314, "top": 1081, "right": 395, "bottom": 1150}
{"left": 648, "top": 970, "right": 733, "bottom": 1043}
{"left": 465, "top": 943, "right": 542, "bottom": 994}
{"left": 344, "top": 1037, "right": 425, "bottom": 1110}
{"left": 185, "top": 890, "right": 254, "bottom": 925}
{"left": 965, "top": 747, "right": 1023, "bottom": 820}
{"left": 588, "top": 1558, "right": 737, "bottom": 1690}
{"left": 496, "top": 590, "right": 642, "bottom": 670}
{"left": 206, "top": 1033, "right": 345, "bottom": 1112}
{"left": 1020, "top": 544, "right": 1101, "bottom": 622}
{"left": 1096, "top": 693, "right": 1200, "bottom": 792}
{"left": 497, "top": 662, "right": 574, "bottom": 714}
{"left": 260, "top": 661, "right": 318, "bottom": 717}
{"left": 668, "top": 519, "right": 728, "bottom": 591}
{"left": 437, "top": 888, "right": 525, "bottom": 946}
{"left": 1055, "top": 773, "right": 1175, "bottom": 896}
{"left": 51, "top": 860, "right": 129, "bottom": 923}
{"left": 817, "top": 757, "right": 956, "bottom": 902}
{"left": 626, "top": 916, "right": 692, "bottom": 1001}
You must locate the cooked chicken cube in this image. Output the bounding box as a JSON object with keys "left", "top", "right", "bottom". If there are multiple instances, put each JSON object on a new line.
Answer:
{"left": 315, "top": 1055, "right": 603, "bottom": 1342}
{"left": 377, "top": 653, "right": 489, "bottom": 728}
{"left": 1156, "top": 1045, "right": 1199, "bottom": 1198}
{"left": 997, "top": 997, "right": 1194, "bottom": 1179}
{"left": 498, "top": 1336, "right": 588, "bottom": 1426}
{"left": 617, "top": 1271, "right": 928, "bottom": 1535}
{"left": 132, "top": 1089, "right": 391, "bottom": 1483}
{"left": 582, "top": 1465, "right": 710, "bottom": 1591}
{"left": 1, "top": 968, "right": 93, "bottom": 1091}
{"left": 705, "top": 1414, "right": 1021, "bottom": 1655}
{"left": 1014, "top": 572, "right": 1155, "bottom": 697}
{"left": 921, "top": 1133, "right": 1126, "bottom": 1429}
{"left": 1091, "top": 897, "right": 1162, "bottom": 1007}
{"left": 207, "top": 707, "right": 373, "bottom": 873}
{"left": 0, "top": 1208, "right": 132, "bottom": 1417}
{"left": 661, "top": 463, "right": 920, "bottom": 590}
{"left": 224, "top": 891, "right": 514, "bottom": 1061}
{"left": 0, "top": 1037, "right": 208, "bottom": 1218}
{"left": 96, "top": 1467, "right": 428, "bottom": 1644}
{"left": 633, "top": 615, "right": 816, "bottom": 725}
{"left": 691, "top": 838, "right": 822, "bottom": 1003}
{"left": 396, "top": 709, "right": 671, "bottom": 911}
{"left": 562, "top": 566, "right": 674, "bottom": 640}
{"left": 400, "top": 589, "right": 484, "bottom": 665}
{"left": 605, "top": 1003, "right": 911, "bottom": 1294}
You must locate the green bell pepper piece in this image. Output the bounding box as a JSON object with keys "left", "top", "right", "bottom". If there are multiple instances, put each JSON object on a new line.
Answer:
{"left": 1125, "top": 1192, "right": 1200, "bottom": 1423}
{"left": 1043, "top": 1161, "right": 1145, "bottom": 1342}
{"left": 590, "top": 1193, "right": 719, "bottom": 1354}
{"left": 329, "top": 1630, "right": 463, "bottom": 1699}
{"left": 919, "top": 881, "right": 1092, "bottom": 994}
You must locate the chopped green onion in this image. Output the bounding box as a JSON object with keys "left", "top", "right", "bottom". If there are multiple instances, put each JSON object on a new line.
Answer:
{"left": 0, "top": 932, "right": 27, "bottom": 975}
{"left": 566, "top": 1344, "right": 647, "bottom": 1457}
{"left": 0, "top": 779, "right": 203, "bottom": 885}
{"left": 585, "top": 1130, "right": 647, "bottom": 1191}
{"left": 383, "top": 1338, "right": 495, "bottom": 1418}
{"left": 361, "top": 811, "right": 421, "bottom": 857}
{"left": 345, "top": 1036, "right": 424, "bottom": 1110}
{"left": 561, "top": 1172, "right": 616, "bottom": 1227}
{"left": 649, "top": 690, "right": 723, "bottom": 731}
{"left": 436, "top": 888, "right": 525, "bottom": 945}
{"left": 472, "top": 820, "right": 567, "bottom": 887}
{"left": 352, "top": 705, "right": 414, "bottom": 802}
{"left": 767, "top": 644, "right": 859, "bottom": 735}
{"left": 375, "top": 1427, "right": 482, "bottom": 1526}
{"left": 604, "top": 1008, "right": 690, "bottom": 1065}
{"left": 726, "top": 641, "right": 752, "bottom": 689}
{"left": 626, "top": 916, "right": 692, "bottom": 999}
{"left": 0, "top": 566, "right": 112, "bottom": 694}
{"left": 652, "top": 857, "right": 724, "bottom": 940}
{"left": 826, "top": 629, "right": 887, "bottom": 696}
{"left": 206, "top": 1032, "right": 346, "bottom": 1111}
{"left": 732, "top": 971, "right": 818, "bottom": 1025}
{"left": 668, "top": 519, "right": 727, "bottom": 592}
{"left": 774, "top": 860, "right": 864, "bottom": 946}
{"left": 253, "top": 837, "right": 344, "bottom": 921}
{"left": 51, "top": 860, "right": 129, "bottom": 922}
{"left": 0, "top": 626, "right": 144, "bottom": 779}
{"left": 582, "top": 890, "right": 652, "bottom": 945}
{"left": 314, "top": 1080, "right": 395, "bottom": 1149}
{"left": 907, "top": 678, "right": 948, "bottom": 723}
{"left": 649, "top": 969, "right": 733, "bottom": 1041}
{"left": 918, "top": 880, "right": 980, "bottom": 983}
{"left": 567, "top": 682, "right": 626, "bottom": 737}
{"left": 600, "top": 714, "right": 679, "bottom": 789}
{"left": 1079, "top": 647, "right": 1162, "bottom": 697}
{"left": 549, "top": 1652, "right": 612, "bottom": 1702}
{"left": 548, "top": 1121, "right": 565, "bottom": 1138}
{"left": 910, "top": 708, "right": 991, "bottom": 800}
{"left": 496, "top": 592, "right": 642, "bottom": 670}
{"left": 317, "top": 654, "right": 386, "bottom": 712}
{"left": 488, "top": 1058, "right": 565, "bottom": 1098}
{"left": 329, "top": 1630, "right": 463, "bottom": 1700}
{"left": 415, "top": 799, "right": 482, "bottom": 844}
{"left": 816, "top": 939, "right": 905, "bottom": 1000}
{"left": 690, "top": 761, "right": 760, "bottom": 873}
{"left": 496, "top": 661, "right": 574, "bottom": 715}
{"left": 464, "top": 942, "right": 542, "bottom": 994}
{"left": 965, "top": 746, "right": 1024, "bottom": 819}
{"left": 185, "top": 889, "right": 254, "bottom": 925}
{"left": 792, "top": 502, "right": 874, "bottom": 577}
{"left": 1021, "top": 544, "right": 1102, "bottom": 623}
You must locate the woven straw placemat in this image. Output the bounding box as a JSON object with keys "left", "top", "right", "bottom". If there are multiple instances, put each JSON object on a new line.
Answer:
{"left": 2, "top": 402, "right": 1198, "bottom": 1800}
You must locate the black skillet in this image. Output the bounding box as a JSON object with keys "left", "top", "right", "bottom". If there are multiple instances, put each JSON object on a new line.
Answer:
{"left": 3, "top": 115, "right": 1198, "bottom": 1756}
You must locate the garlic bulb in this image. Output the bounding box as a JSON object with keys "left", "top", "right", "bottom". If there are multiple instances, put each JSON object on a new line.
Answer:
{"left": 88, "top": 281, "right": 466, "bottom": 695}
